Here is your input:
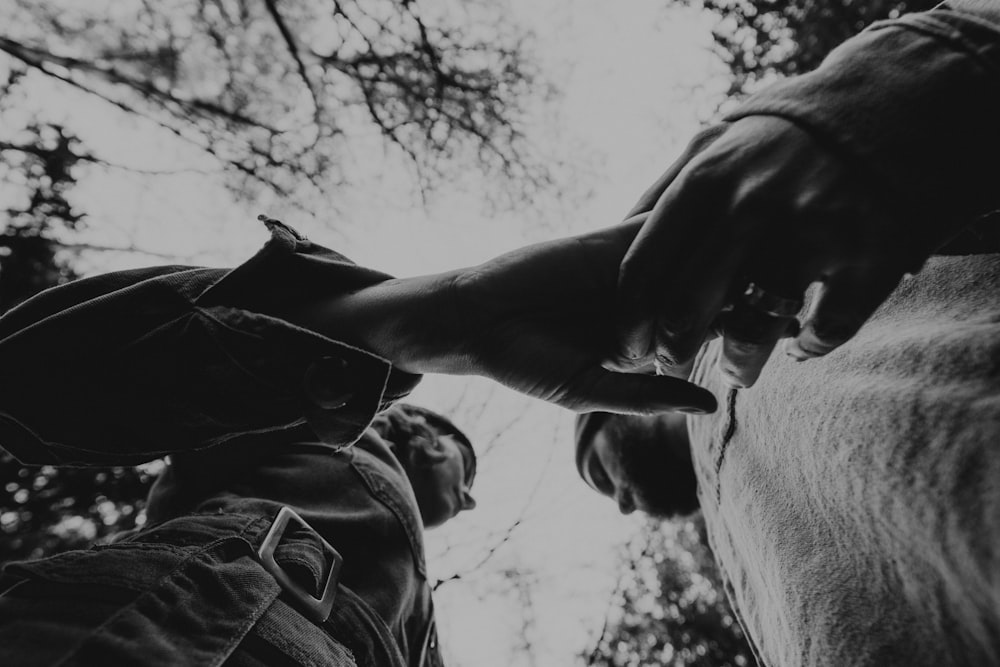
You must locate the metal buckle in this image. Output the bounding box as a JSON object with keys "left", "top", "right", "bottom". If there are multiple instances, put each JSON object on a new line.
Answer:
{"left": 257, "top": 506, "right": 342, "bottom": 624}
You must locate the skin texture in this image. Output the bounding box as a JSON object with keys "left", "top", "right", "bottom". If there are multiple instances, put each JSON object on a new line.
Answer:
{"left": 588, "top": 412, "right": 699, "bottom": 519}
{"left": 609, "top": 116, "right": 961, "bottom": 388}
{"left": 407, "top": 434, "right": 476, "bottom": 529}
{"left": 290, "top": 216, "right": 719, "bottom": 416}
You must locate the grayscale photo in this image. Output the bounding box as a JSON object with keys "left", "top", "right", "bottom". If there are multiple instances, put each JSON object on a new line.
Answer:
{"left": 1, "top": 0, "right": 997, "bottom": 665}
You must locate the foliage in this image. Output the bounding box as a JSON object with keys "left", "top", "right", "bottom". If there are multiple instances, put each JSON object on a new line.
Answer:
{"left": 0, "top": 58, "right": 158, "bottom": 566}
{"left": 0, "top": 0, "right": 548, "bottom": 567}
{"left": 586, "top": 518, "right": 753, "bottom": 667}
{"left": 0, "top": 121, "right": 82, "bottom": 311}
{"left": 0, "top": 0, "right": 549, "bottom": 209}
{"left": 0, "top": 118, "right": 158, "bottom": 564}
{"left": 0, "top": 456, "right": 161, "bottom": 563}
{"left": 674, "top": 0, "right": 940, "bottom": 99}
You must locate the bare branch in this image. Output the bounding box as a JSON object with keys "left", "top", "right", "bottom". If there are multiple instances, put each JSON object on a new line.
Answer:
{"left": 262, "top": 0, "right": 324, "bottom": 126}
{"left": 0, "top": 37, "right": 278, "bottom": 133}
{"left": 49, "top": 240, "right": 182, "bottom": 260}
{"left": 0, "top": 42, "right": 293, "bottom": 199}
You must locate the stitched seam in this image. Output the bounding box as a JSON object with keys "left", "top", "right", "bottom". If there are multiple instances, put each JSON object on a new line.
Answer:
{"left": 210, "top": 577, "right": 274, "bottom": 667}
{"left": 715, "top": 388, "right": 740, "bottom": 504}
{"left": 255, "top": 600, "right": 356, "bottom": 667}
{"left": 191, "top": 307, "right": 289, "bottom": 395}
{"left": 51, "top": 537, "right": 254, "bottom": 667}
{"left": 349, "top": 462, "right": 427, "bottom": 578}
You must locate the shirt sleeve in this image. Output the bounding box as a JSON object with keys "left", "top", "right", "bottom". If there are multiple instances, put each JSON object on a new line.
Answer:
{"left": 0, "top": 217, "right": 421, "bottom": 466}
{"left": 724, "top": 1, "right": 1000, "bottom": 240}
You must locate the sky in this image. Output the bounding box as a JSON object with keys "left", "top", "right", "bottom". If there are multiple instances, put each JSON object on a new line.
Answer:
{"left": 2, "top": 0, "right": 729, "bottom": 664}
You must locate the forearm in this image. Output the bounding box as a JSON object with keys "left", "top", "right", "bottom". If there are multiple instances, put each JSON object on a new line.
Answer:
{"left": 0, "top": 219, "right": 422, "bottom": 465}
{"left": 278, "top": 269, "right": 470, "bottom": 376}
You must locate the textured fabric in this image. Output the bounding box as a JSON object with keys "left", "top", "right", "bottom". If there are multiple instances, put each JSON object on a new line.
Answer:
{"left": 725, "top": 0, "right": 1000, "bottom": 243}
{"left": 688, "top": 253, "right": 1000, "bottom": 666}
{"left": 0, "top": 512, "right": 369, "bottom": 666}
{"left": 0, "top": 218, "right": 421, "bottom": 466}
{"left": 142, "top": 431, "right": 439, "bottom": 667}
{"left": 688, "top": 4, "right": 1000, "bottom": 664}
{"left": 0, "top": 218, "right": 438, "bottom": 665}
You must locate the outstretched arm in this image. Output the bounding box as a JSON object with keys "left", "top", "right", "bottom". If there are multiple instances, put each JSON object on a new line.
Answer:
{"left": 283, "top": 216, "right": 716, "bottom": 415}
{"left": 0, "top": 217, "right": 714, "bottom": 467}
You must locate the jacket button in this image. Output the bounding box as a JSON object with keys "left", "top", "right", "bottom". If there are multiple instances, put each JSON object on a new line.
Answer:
{"left": 303, "top": 357, "right": 353, "bottom": 409}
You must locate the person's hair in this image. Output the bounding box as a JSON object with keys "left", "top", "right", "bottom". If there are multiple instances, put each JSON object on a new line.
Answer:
{"left": 602, "top": 414, "right": 699, "bottom": 519}
{"left": 370, "top": 403, "right": 476, "bottom": 486}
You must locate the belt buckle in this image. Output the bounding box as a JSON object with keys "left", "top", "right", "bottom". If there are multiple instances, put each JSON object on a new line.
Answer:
{"left": 257, "top": 506, "right": 342, "bottom": 624}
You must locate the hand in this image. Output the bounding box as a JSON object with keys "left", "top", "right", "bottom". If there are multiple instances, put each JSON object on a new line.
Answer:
{"left": 609, "top": 115, "right": 945, "bottom": 387}
{"left": 384, "top": 218, "right": 718, "bottom": 415}
{"left": 303, "top": 217, "right": 717, "bottom": 414}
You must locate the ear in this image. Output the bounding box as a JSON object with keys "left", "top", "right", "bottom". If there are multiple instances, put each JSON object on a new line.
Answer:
{"left": 410, "top": 441, "right": 448, "bottom": 468}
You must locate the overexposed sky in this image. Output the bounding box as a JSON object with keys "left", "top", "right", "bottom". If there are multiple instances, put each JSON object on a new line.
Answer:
{"left": 3, "top": 1, "right": 728, "bottom": 664}
{"left": 385, "top": 3, "right": 728, "bottom": 664}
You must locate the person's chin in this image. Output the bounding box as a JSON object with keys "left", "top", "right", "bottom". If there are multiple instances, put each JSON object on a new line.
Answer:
{"left": 423, "top": 502, "right": 454, "bottom": 529}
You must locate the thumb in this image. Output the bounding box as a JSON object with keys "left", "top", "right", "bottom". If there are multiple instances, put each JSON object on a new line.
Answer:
{"left": 559, "top": 368, "right": 718, "bottom": 415}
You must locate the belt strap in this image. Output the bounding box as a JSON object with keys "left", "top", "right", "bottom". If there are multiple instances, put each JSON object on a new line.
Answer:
{"left": 57, "top": 536, "right": 279, "bottom": 667}
{"left": 253, "top": 598, "right": 355, "bottom": 667}
{"left": 5, "top": 508, "right": 404, "bottom": 667}
{"left": 258, "top": 506, "right": 342, "bottom": 624}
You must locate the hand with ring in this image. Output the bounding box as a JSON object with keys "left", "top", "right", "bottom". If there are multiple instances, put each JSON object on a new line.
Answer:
{"left": 607, "top": 115, "right": 961, "bottom": 387}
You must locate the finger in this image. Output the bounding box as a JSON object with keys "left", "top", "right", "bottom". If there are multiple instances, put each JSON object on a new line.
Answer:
{"left": 787, "top": 264, "right": 905, "bottom": 360}
{"left": 612, "top": 174, "right": 739, "bottom": 371}
{"left": 623, "top": 124, "right": 731, "bottom": 219}
{"left": 717, "top": 297, "right": 803, "bottom": 388}
{"left": 610, "top": 126, "right": 733, "bottom": 367}
{"left": 562, "top": 367, "right": 719, "bottom": 415}
{"left": 715, "top": 228, "right": 823, "bottom": 386}
{"left": 652, "top": 247, "right": 744, "bottom": 370}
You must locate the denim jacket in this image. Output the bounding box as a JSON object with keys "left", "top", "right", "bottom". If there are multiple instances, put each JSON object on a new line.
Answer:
{"left": 142, "top": 429, "right": 441, "bottom": 667}
{"left": 0, "top": 217, "right": 421, "bottom": 467}
{"left": 0, "top": 220, "right": 441, "bottom": 666}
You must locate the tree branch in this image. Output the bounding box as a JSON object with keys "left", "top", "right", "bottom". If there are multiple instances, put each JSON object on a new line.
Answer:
{"left": 262, "top": 0, "right": 324, "bottom": 127}
{"left": 0, "top": 37, "right": 278, "bottom": 133}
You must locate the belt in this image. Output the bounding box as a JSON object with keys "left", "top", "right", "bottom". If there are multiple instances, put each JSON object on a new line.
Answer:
{"left": 1, "top": 506, "right": 403, "bottom": 666}
{"left": 257, "top": 506, "right": 343, "bottom": 624}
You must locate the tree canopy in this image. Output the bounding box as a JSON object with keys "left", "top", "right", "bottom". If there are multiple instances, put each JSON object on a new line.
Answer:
{"left": 586, "top": 519, "right": 753, "bottom": 667}
{"left": 1, "top": 0, "right": 547, "bottom": 205}
{"left": 676, "top": 0, "right": 940, "bottom": 99}
{"left": 0, "top": 0, "right": 549, "bottom": 566}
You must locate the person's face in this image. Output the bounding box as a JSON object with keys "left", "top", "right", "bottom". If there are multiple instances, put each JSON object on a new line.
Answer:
{"left": 408, "top": 434, "right": 476, "bottom": 529}
{"left": 587, "top": 412, "right": 697, "bottom": 518}
{"left": 591, "top": 429, "right": 643, "bottom": 515}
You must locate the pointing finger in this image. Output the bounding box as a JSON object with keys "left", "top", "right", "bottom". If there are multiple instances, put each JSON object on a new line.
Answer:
{"left": 561, "top": 366, "right": 719, "bottom": 415}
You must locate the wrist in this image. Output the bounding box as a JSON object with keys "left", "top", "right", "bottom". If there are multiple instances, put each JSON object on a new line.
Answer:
{"left": 297, "top": 271, "right": 469, "bottom": 375}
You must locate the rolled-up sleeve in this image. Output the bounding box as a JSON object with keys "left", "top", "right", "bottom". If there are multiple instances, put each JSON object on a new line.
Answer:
{"left": 0, "top": 218, "right": 421, "bottom": 466}
{"left": 725, "top": 1, "right": 1000, "bottom": 236}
